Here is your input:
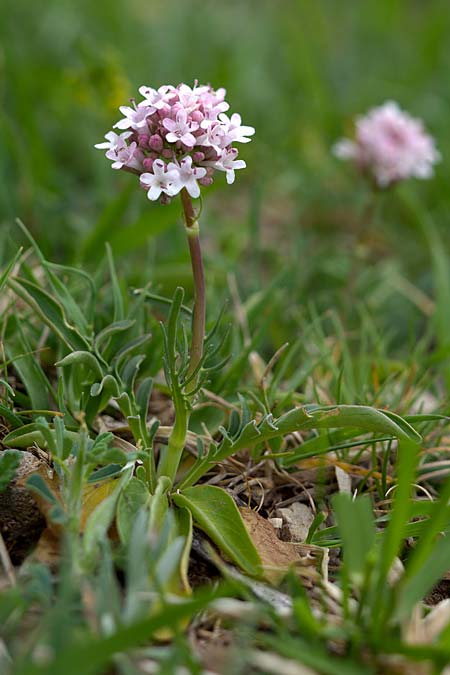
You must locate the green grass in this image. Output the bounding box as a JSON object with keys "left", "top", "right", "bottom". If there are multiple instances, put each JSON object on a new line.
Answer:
{"left": 2, "top": 1, "right": 450, "bottom": 673}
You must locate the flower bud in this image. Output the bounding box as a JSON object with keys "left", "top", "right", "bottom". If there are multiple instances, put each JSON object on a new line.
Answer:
{"left": 192, "top": 151, "right": 205, "bottom": 163}
{"left": 191, "top": 110, "right": 204, "bottom": 123}
{"left": 148, "top": 134, "right": 163, "bottom": 152}
{"left": 161, "top": 148, "right": 172, "bottom": 159}
{"left": 199, "top": 176, "right": 213, "bottom": 186}
{"left": 143, "top": 157, "right": 154, "bottom": 171}
{"left": 138, "top": 134, "right": 149, "bottom": 148}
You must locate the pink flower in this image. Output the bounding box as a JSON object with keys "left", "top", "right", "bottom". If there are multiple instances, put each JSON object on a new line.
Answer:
{"left": 218, "top": 113, "right": 255, "bottom": 144}
{"left": 197, "top": 121, "right": 228, "bottom": 153}
{"left": 95, "top": 82, "right": 254, "bottom": 201}
{"left": 168, "top": 156, "right": 207, "bottom": 198}
{"left": 114, "top": 105, "right": 153, "bottom": 131}
{"left": 333, "top": 101, "right": 440, "bottom": 187}
{"left": 139, "top": 159, "right": 180, "bottom": 201}
{"left": 94, "top": 130, "right": 131, "bottom": 150}
{"left": 95, "top": 131, "right": 143, "bottom": 171}
{"left": 138, "top": 85, "right": 176, "bottom": 110}
{"left": 210, "top": 148, "right": 246, "bottom": 184}
{"left": 162, "top": 108, "right": 199, "bottom": 147}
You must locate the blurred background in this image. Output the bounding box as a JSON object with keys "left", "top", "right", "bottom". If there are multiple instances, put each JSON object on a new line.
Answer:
{"left": 1, "top": 0, "right": 450, "bottom": 369}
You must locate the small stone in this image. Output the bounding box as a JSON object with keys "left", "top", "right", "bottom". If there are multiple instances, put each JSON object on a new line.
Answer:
{"left": 275, "top": 502, "right": 314, "bottom": 543}
{"left": 268, "top": 517, "right": 283, "bottom": 531}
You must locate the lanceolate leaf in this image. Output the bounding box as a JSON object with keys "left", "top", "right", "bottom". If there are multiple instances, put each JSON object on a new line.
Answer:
{"left": 0, "top": 247, "right": 22, "bottom": 295}
{"left": 8, "top": 277, "right": 90, "bottom": 351}
{"left": 5, "top": 315, "right": 54, "bottom": 411}
{"left": 16, "top": 218, "right": 92, "bottom": 335}
{"left": 106, "top": 243, "right": 124, "bottom": 322}
{"left": 178, "top": 404, "right": 421, "bottom": 489}
{"left": 2, "top": 423, "right": 79, "bottom": 449}
{"left": 55, "top": 351, "right": 104, "bottom": 379}
{"left": 117, "top": 477, "right": 150, "bottom": 544}
{"left": 172, "top": 485, "right": 261, "bottom": 577}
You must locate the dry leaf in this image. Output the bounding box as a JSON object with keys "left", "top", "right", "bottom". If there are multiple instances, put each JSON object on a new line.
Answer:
{"left": 80, "top": 480, "right": 120, "bottom": 531}
{"left": 239, "top": 507, "right": 320, "bottom": 585}
{"left": 28, "top": 528, "right": 60, "bottom": 568}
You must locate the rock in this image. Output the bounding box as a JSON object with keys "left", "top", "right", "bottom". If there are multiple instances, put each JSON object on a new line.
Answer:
{"left": 275, "top": 502, "right": 315, "bottom": 543}
{"left": 0, "top": 451, "right": 47, "bottom": 565}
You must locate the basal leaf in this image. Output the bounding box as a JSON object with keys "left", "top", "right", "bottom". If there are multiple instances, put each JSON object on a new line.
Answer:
{"left": 332, "top": 493, "right": 376, "bottom": 583}
{"left": 117, "top": 477, "right": 150, "bottom": 544}
{"left": 172, "top": 485, "right": 261, "bottom": 577}
{"left": 56, "top": 351, "right": 104, "bottom": 380}
{"left": 5, "top": 314, "right": 54, "bottom": 411}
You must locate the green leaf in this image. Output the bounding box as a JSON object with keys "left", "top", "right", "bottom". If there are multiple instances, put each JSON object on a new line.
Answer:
{"left": 112, "top": 334, "right": 152, "bottom": 374}
{"left": 0, "top": 247, "right": 22, "bottom": 296}
{"left": 90, "top": 374, "right": 120, "bottom": 399}
{"left": 106, "top": 243, "right": 124, "bottom": 322}
{"left": 45, "top": 261, "right": 96, "bottom": 326}
{"left": 295, "top": 405, "right": 421, "bottom": 442}
{"left": 2, "top": 423, "right": 79, "bottom": 450}
{"left": 394, "top": 474, "right": 450, "bottom": 619}
{"left": 378, "top": 440, "right": 421, "bottom": 580}
{"left": 83, "top": 468, "right": 132, "bottom": 567}
{"left": 281, "top": 429, "right": 392, "bottom": 467}
{"left": 15, "top": 219, "right": 93, "bottom": 336}
{"left": 26, "top": 473, "right": 58, "bottom": 504}
{"left": 117, "top": 477, "right": 150, "bottom": 544}
{"left": 0, "top": 404, "right": 24, "bottom": 428}
{"left": 370, "top": 439, "right": 421, "bottom": 635}
{"left": 136, "top": 377, "right": 153, "bottom": 427}
{"left": 332, "top": 493, "right": 376, "bottom": 582}
{"left": 15, "top": 585, "right": 226, "bottom": 675}
{"left": 261, "top": 633, "right": 373, "bottom": 675}
{"left": 173, "top": 507, "right": 193, "bottom": 593}
{"left": 0, "top": 450, "right": 22, "bottom": 493}
{"left": 8, "top": 277, "right": 90, "bottom": 351}
{"left": 148, "top": 476, "right": 171, "bottom": 534}
{"left": 172, "top": 485, "right": 261, "bottom": 577}
{"left": 5, "top": 314, "right": 54, "bottom": 411}
{"left": 179, "top": 404, "right": 420, "bottom": 489}
{"left": 94, "top": 319, "right": 136, "bottom": 353}
{"left": 396, "top": 535, "right": 450, "bottom": 620}
{"left": 87, "top": 464, "right": 123, "bottom": 483}
{"left": 56, "top": 351, "right": 104, "bottom": 379}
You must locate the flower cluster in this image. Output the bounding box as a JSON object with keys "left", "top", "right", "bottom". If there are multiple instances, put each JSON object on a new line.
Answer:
{"left": 333, "top": 101, "right": 440, "bottom": 187}
{"left": 95, "top": 83, "right": 255, "bottom": 202}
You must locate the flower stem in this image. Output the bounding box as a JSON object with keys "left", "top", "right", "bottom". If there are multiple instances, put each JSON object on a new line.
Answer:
{"left": 180, "top": 189, "right": 206, "bottom": 388}
{"left": 156, "top": 190, "right": 205, "bottom": 483}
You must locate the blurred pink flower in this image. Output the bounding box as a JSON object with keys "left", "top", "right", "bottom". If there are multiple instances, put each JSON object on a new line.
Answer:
{"left": 333, "top": 101, "right": 440, "bottom": 187}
